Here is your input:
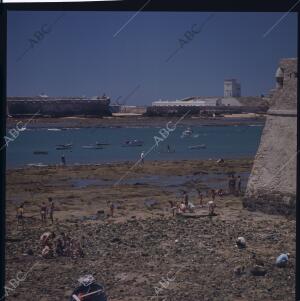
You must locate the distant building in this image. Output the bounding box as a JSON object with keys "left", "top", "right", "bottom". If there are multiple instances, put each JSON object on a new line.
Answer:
{"left": 7, "top": 95, "right": 111, "bottom": 117}
{"left": 152, "top": 97, "right": 241, "bottom": 107}
{"left": 224, "top": 79, "right": 241, "bottom": 98}
{"left": 147, "top": 95, "right": 267, "bottom": 117}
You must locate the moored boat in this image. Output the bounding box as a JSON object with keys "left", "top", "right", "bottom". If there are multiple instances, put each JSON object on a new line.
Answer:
{"left": 33, "top": 151, "right": 48, "bottom": 155}
{"left": 56, "top": 143, "right": 73, "bottom": 150}
{"left": 188, "top": 144, "right": 207, "bottom": 150}
{"left": 122, "top": 140, "right": 144, "bottom": 147}
{"left": 181, "top": 127, "right": 193, "bottom": 137}
{"left": 82, "top": 145, "right": 104, "bottom": 149}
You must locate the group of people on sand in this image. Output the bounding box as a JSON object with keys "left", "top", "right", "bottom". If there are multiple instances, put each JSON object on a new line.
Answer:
{"left": 40, "top": 197, "right": 55, "bottom": 225}
{"left": 40, "top": 231, "right": 84, "bottom": 259}
{"left": 16, "top": 197, "right": 55, "bottom": 229}
{"left": 169, "top": 189, "right": 219, "bottom": 217}
{"left": 228, "top": 174, "right": 242, "bottom": 195}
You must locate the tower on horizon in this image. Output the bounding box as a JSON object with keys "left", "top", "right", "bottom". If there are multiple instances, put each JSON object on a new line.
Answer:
{"left": 224, "top": 79, "right": 241, "bottom": 97}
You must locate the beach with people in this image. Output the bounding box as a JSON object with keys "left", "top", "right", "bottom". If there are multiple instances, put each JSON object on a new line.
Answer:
{"left": 5, "top": 158, "right": 295, "bottom": 300}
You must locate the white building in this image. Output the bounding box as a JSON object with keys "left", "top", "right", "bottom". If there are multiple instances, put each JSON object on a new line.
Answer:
{"left": 152, "top": 97, "right": 241, "bottom": 107}
{"left": 224, "top": 79, "right": 241, "bottom": 97}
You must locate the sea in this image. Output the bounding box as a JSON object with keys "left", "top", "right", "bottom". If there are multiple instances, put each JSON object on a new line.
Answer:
{"left": 6, "top": 124, "right": 264, "bottom": 168}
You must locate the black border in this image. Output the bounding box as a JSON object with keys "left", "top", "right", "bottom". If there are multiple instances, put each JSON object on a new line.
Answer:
{"left": 0, "top": 1, "right": 299, "bottom": 300}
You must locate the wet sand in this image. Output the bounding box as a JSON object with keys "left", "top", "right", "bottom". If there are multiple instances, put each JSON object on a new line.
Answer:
{"left": 5, "top": 159, "right": 295, "bottom": 300}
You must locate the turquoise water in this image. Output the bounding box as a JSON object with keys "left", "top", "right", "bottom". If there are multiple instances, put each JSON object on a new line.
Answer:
{"left": 6, "top": 125, "right": 263, "bottom": 168}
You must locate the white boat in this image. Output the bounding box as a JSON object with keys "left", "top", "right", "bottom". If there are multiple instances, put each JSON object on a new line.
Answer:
{"left": 27, "top": 163, "right": 47, "bottom": 167}
{"left": 122, "top": 140, "right": 144, "bottom": 147}
{"left": 188, "top": 144, "right": 206, "bottom": 150}
{"left": 48, "top": 128, "right": 61, "bottom": 131}
{"left": 182, "top": 127, "right": 193, "bottom": 137}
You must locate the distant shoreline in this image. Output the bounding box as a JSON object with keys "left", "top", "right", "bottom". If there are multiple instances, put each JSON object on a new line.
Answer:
{"left": 6, "top": 115, "right": 266, "bottom": 129}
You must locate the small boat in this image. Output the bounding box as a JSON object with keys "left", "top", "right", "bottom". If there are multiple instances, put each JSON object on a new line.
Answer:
{"left": 56, "top": 147, "right": 72, "bottom": 150}
{"left": 181, "top": 127, "right": 193, "bottom": 137}
{"left": 188, "top": 144, "right": 206, "bottom": 150}
{"left": 82, "top": 145, "right": 103, "bottom": 149}
{"left": 95, "top": 142, "right": 110, "bottom": 146}
{"left": 27, "top": 163, "right": 47, "bottom": 167}
{"left": 122, "top": 140, "right": 144, "bottom": 147}
{"left": 56, "top": 143, "right": 73, "bottom": 150}
{"left": 48, "top": 128, "right": 61, "bottom": 131}
{"left": 33, "top": 151, "right": 48, "bottom": 155}
{"left": 56, "top": 143, "right": 72, "bottom": 148}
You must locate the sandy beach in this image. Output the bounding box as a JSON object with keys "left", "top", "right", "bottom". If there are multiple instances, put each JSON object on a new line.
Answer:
{"left": 5, "top": 159, "right": 295, "bottom": 300}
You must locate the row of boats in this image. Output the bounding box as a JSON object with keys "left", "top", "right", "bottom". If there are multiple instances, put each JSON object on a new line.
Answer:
{"left": 57, "top": 140, "right": 145, "bottom": 150}
{"left": 33, "top": 128, "right": 205, "bottom": 154}
{"left": 33, "top": 141, "right": 206, "bottom": 155}
{"left": 33, "top": 140, "right": 145, "bottom": 154}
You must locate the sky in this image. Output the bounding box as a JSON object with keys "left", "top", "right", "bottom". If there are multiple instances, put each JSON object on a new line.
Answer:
{"left": 7, "top": 11, "right": 297, "bottom": 105}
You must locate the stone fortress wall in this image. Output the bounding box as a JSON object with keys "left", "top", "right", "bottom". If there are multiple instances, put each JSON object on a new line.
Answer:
{"left": 243, "top": 58, "right": 297, "bottom": 216}
{"left": 7, "top": 97, "right": 111, "bottom": 117}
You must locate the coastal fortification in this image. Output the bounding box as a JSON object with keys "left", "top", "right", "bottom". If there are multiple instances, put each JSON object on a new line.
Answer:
{"left": 7, "top": 96, "right": 111, "bottom": 117}
{"left": 244, "top": 58, "right": 297, "bottom": 215}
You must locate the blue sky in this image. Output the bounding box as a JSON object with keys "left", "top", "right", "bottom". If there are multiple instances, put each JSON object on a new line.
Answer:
{"left": 7, "top": 11, "right": 297, "bottom": 105}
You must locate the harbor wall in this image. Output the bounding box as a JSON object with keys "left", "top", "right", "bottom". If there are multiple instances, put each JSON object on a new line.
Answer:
{"left": 7, "top": 97, "right": 111, "bottom": 117}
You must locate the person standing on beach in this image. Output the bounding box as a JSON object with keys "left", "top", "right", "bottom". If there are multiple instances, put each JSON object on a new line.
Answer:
{"left": 228, "top": 175, "right": 231, "bottom": 194}
{"left": 110, "top": 202, "right": 115, "bottom": 217}
{"left": 40, "top": 202, "right": 47, "bottom": 225}
{"left": 229, "top": 174, "right": 236, "bottom": 194}
{"left": 237, "top": 176, "right": 242, "bottom": 195}
{"left": 211, "top": 189, "right": 216, "bottom": 202}
{"left": 169, "top": 200, "right": 177, "bottom": 217}
{"left": 183, "top": 191, "right": 189, "bottom": 207}
{"left": 16, "top": 204, "right": 24, "bottom": 229}
{"left": 197, "top": 189, "right": 203, "bottom": 207}
{"left": 48, "top": 197, "right": 55, "bottom": 224}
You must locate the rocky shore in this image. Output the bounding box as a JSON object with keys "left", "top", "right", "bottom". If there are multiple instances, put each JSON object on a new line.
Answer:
{"left": 5, "top": 159, "right": 295, "bottom": 300}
